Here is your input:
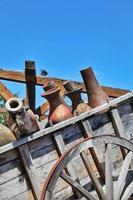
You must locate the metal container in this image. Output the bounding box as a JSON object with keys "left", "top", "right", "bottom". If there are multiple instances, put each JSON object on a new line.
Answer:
{"left": 80, "top": 67, "right": 109, "bottom": 113}
{"left": 41, "top": 85, "right": 72, "bottom": 125}
{"left": 63, "top": 80, "right": 91, "bottom": 115}
{"left": 5, "top": 97, "right": 39, "bottom": 137}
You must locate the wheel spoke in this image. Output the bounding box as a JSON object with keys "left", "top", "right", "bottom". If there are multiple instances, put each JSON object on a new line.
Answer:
{"left": 61, "top": 172, "right": 97, "bottom": 200}
{"left": 121, "top": 181, "right": 133, "bottom": 200}
{"left": 105, "top": 144, "right": 114, "bottom": 200}
{"left": 81, "top": 151, "right": 106, "bottom": 200}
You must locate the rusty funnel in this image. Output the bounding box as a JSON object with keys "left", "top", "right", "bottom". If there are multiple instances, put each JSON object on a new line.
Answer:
{"left": 80, "top": 67, "right": 109, "bottom": 113}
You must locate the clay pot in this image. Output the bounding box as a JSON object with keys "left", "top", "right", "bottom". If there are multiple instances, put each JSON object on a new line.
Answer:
{"left": 63, "top": 81, "right": 91, "bottom": 115}
{"left": 5, "top": 97, "right": 39, "bottom": 137}
{"left": 80, "top": 67, "right": 109, "bottom": 113}
{"left": 0, "top": 124, "right": 16, "bottom": 147}
{"left": 41, "top": 86, "right": 72, "bottom": 125}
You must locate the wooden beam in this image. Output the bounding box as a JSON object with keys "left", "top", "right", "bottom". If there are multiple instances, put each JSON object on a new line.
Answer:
{"left": 18, "top": 144, "right": 40, "bottom": 200}
{"left": 35, "top": 101, "right": 49, "bottom": 116}
{"left": 0, "top": 81, "right": 14, "bottom": 100}
{"left": 25, "top": 61, "right": 36, "bottom": 112}
{"left": 0, "top": 69, "right": 129, "bottom": 98}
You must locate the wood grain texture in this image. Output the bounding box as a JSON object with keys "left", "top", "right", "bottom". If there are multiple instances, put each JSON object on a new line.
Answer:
{"left": 25, "top": 61, "right": 36, "bottom": 112}
{"left": 18, "top": 144, "right": 40, "bottom": 199}
{"left": 0, "top": 175, "right": 30, "bottom": 200}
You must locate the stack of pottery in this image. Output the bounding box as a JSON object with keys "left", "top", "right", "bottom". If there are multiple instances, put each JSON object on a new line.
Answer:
{"left": 80, "top": 67, "right": 109, "bottom": 114}
{"left": 41, "top": 81, "right": 72, "bottom": 125}
{"left": 5, "top": 97, "right": 39, "bottom": 138}
{"left": 63, "top": 80, "right": 91, "bottom": 116}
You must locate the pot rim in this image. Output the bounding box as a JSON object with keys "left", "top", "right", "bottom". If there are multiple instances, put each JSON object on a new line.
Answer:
{"left": 5, "top": 97, "right": 23, "bottom": 113}
{"left": 41, "top": 86, "right": 60, "bottom": 97}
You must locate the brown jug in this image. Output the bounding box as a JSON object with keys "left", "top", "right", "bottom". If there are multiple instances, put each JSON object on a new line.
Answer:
{"left": 80, "top": 67, "right": 109, "bottom": 113}
{"left": 41, "top": 85, "right": 72, "bottom": 125}
{"left": 5, "top": 97, "right": 39, "bottom": 137}
{"left": 63, "top": 80, "right": 91, "bottom": 115}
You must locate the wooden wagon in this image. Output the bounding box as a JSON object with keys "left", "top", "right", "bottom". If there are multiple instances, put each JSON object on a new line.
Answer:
{"left": 0, "top": 61, "right": 133, "bottom": 200}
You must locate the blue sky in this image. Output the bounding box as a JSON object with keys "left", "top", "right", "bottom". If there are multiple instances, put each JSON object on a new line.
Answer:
{"left": 0, "top": 0, "right": 133, "bottom": 106}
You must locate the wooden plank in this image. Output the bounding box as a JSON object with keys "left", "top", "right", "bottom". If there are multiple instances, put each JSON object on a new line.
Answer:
{"left": 0, "top": 159, "right": 23, "bottom": 185}
{"left": 28, "top": 134, "right": 53, "bottom": 154}
{"left": 31, "top": 144, "right": 59, "bottom": 168}
{"left": 0, "top": 149, "right": 18, "bottom": 165}
{"left": 1, "top": 92, "right": 133, "bottom": 155}
{"left": 0, "top": 69, "right": 129, "bottom": 97}
{"left": 10, "top": 190, "right": 34, "bottom": 200}
{"left": 61, "top": 172, "right": 97, "bottom": 200}
{"left": 80, "top": 151, "right": 106, "bottom": 200}
{"left": 0, "top": 81, "right": 14, "bottom": 100}
{"left": 53, "top": 186, "right": 73, "bottom": 200}
{"left": 110, "top": 109, "right": 128, "bottom": 139}
{"left": 109, "top": 108, "right": 127, "bottom": 158}
{"left": 105, "top": 144, "right": 114, "bottom": 200}
{"left": 36, "top": 159, "right": 58, "bottom": 183}
{"left": 18, "top": 144, "right": 40, "bottom": 200}
{"left": 0, "top": 175, "right": 30, "bottom": 200}
{"left": 25, "top": 61, "right": 36, "bottom": 112}
{"left": 121, "top": 112, "right": 133, "bottom": 139}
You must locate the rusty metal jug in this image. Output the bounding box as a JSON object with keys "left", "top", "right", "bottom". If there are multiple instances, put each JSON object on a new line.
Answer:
{"left": 80, "top": 67, "right": 109, "bottom": 113}
{"left": 5, "top": 97, "right": 39, "bottom": 137}
{"left": 41, "top": 84, "right": 72, "bottom": 125}
{"left": 63, "top": 80, "right": 91, "bottom": 115}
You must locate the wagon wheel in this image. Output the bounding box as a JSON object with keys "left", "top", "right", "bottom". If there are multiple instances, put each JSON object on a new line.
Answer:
{"left": 40, "top": 135, "right": 133, "bottom": 200}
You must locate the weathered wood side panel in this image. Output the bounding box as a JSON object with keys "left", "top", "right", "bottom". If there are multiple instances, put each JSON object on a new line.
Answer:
{"left": 0, "top": 175, "right": 30, "bottom": 200}
{"left": 0, "top": 149, "right": 18, "bottom": 166}
{"left": 0, "top": 148, "right": 34, "bottom": 199}
{"left": 0, "top": 100, "right": 133, "bottom": 199}
{"left": 0, "top": 159, "right": 23, "bottom": 185}
{"left": 10, "top": 190, "right": 34, "bottom": 200}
